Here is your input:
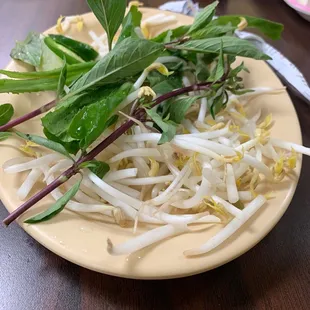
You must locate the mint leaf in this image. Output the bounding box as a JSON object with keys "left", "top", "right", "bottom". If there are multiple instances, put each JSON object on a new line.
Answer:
{"left": 116, "top": 5, "right": 142, "bottom": 44}
{"left": 69, "top": 83, "right": 132, "bottom": 149}
{"left": 10, "top": 32, "right": 42, "bottom": 66}
{"left": 168, "top": 96, "right": 201, "bottom": 124}
{"left": 0, "top": 132, "right": 12, "bottom": 141}
{"left": 146, "top": 108, "right": 177, "bottom": 144}
{"left": 24, "top": 179, "right": 81, "bottom": 224}
{"left": 87, "top": 0, "right": 126, "bottom": 51}
{"left": 188, "top": 1, "right": 219, "bottom": 34}
{"left": 79, "top": 160, "right": 110, "bottom": 179}
{"left": 174, "top": 36, "right": 271, "bottom": 60}
{"left": 214, "top": 15, "right": 284, "bottom": 40}
{"left": 69, "top": 38, "right": 164, "bottom": 96}
{"left": 15, "top": 131, "right": 72, "bottom": 159}
{"left": 0, "top": 104, "right": 14, "bottom": 126}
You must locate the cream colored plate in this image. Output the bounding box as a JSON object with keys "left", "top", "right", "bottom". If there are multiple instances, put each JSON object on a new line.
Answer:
{"left": 0, "top": 9, "right": 302, "bottom": 279}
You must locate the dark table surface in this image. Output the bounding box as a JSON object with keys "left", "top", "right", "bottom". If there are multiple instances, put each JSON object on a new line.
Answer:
{"left": 1, "top": 0, "right": 310, "bottom": 309}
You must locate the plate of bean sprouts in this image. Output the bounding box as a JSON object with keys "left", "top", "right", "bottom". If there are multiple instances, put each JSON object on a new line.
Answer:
{"left": 0, "top": 6, "right": 306, "bottom": 279}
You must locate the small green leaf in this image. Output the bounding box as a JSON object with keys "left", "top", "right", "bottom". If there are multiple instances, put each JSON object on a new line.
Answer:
{"left": 173, "top": 36, "right": 271, "bottom": 60}
{"left": 69, "top": 38, "right": 164, "bottom": 97}
{"left": 191, "top": 24, "right": 236, "bottom": 39}
{"left": 0, "top": 104, "right": 14, "bottom": 126}
{"left": 0, "top": 132, "right": 12, "bottom": 141}
{"left": 116, "top": 5, "right": 142, "bottom": 44}
{"left": 210, "top": 88, "right": 226, "bottom": 119}
{"left": 49, "top": 35, "right": 99, "bottom": 61}
{"left": 57, "top": 60, "right": 67, "bottom": 101}
{"left": 0, "top": 61, "right": 96, "bottom": 79}
{"left": 24, "top": 179, "right": 81, "bottom": 224}
{"left": 146, "top": 108, "right": 177, "bottom": 144}
{"left": 148, "top": 71, "right": 183, "bottom": 95}
{"left": 69, "top": 83, "right": 133, "bottom": 149}
{"left": 208, "top": 41, "right": 224, "bottom": 82}
{"left": 79, "top": 160, "right": 110, "bottom": 179}
{"left": 15, "top": 131, "right": 72, "bottom": 159}
{"left": 152, "top": 25, "right": 190, "bottom": 43}
{"left": 10, "top": 32, "right": 42, "bottom": 66}
{"left": 188, "top": 1, "right": 219, "bottom": 34}
{"left": 169, "top": 96, "right": 201, "bottom": 124}
{"left": 229, "top": 62, "right": 250, "bottom": 77}
{"left": 213, "top": 15, "right": 284, "bottom": 40}
{"left": 87, "top": 0, "right": 127, "bottom": 51}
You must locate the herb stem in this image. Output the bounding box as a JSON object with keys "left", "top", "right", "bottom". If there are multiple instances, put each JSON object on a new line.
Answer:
{"left": 0, "top": 100, "right": 56, "bottom": 132}
{"left": 2, "top": 81, "right": 215, "bottom": 226}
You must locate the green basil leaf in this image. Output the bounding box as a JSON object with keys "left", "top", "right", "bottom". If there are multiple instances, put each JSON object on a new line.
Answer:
{"left": 174, "top": 36, "right": 271, "bottom": 60}
{"left": 79, "top": 160, "right": 110, "bottom": 179}
{"left": 210, "top": 88, "right": 226, "bottom": 119}
{"left": 152, "top": 25, "right": 190, "bottom": 43}
{"left": 0, "top": 61, "right": 96, "bottom": 80}
{"left": 49, "top": 35, "right": 99, "bottom": 61}
{"left": 43, "top": 128, "right": 80, "bottom": 155}
{"left": 69, "top": 83, "right": 133, "bottom": 149}
{"left": 87, "top": 0, "right": 127, "bottom": 51}
{"left": 24, "top": 179, "right": 81, "bottom": 224}
{"left": 10, "top": 32, "right": 42, "bottom": 66}
{"left": 168, "top": 96, "right": 201, "bottom": 124}
{"left": 213, "top": 15, "right": 284, "bottom": 40}
{"left": 148, "top": 71, "right": 183, "bottom": 95}
{"left": 208, "top": 41, "right": 224, "bottom": 82}
{"left": 191, "top": 24, "right": 236, "bottom": 39}
{"left": 0, "top": 132, "right": 12, "bottom": 141}
{"left": 0, "top": 104, "right": 14, "bottom": 126}
{"left": 69, "top": 38, "right": 164, "bottom": 96}
{"left": 57, "top": 60, "right": 67, "bottom": 100}
{"left": 15, "top": 131, "right": 72, "bottom": 159}
{"left": 229, "top": 61, "right": 250, "bottom": 77}
{"left": 146, "top": 108, "right": 177, "bottom": 144}
{"left": 188, "top": 1, "right": 219, "bottom": 34}
{"left": 116, "top": 5, "right": 142, "bottom": 44}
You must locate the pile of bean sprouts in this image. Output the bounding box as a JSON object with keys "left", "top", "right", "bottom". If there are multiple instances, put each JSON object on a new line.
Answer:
{"left": 3, "top": 12, "right": 310, "bottom": 257}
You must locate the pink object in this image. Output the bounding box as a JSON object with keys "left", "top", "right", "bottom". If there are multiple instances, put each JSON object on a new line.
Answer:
{"left": 283, "top": 0, "right": 310, "bottom": 21}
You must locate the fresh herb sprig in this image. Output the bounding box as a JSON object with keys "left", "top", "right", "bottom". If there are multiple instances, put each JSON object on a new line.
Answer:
{"left": 0, "top": 1, "right": 283, "bottom": 225}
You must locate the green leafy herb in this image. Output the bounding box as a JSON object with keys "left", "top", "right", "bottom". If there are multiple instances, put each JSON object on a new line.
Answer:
{"left": 69, "top": 38, "right": 164, "bottom": 96}
{"left": 57, "top": 60, "right": 67, "bottom": 100}
{"left": 49, "top": 34, "right": 99, "bottom": 61}
{"left": 146, "top": 108, "right": 177, "bottom": 144}
{"left": 0, "top": 61, "right": 96, "bottom": 79}
{"left": 0, "top": 75, "right": 78, "bottom": 94}
{"left": 152, "top": 25, "right": 191, "bottom": 43}
{"left": 173, "top": 36, "right": 271, "bottom": 60}
{"left": 208, "top": 41, "right": 224, "bottom": 82}
{"left": 24, "top": 179, "right": 81, "bottom": 223}
{"left": 0, "top": 132, "right": 12, "bottom": 141}
{"left": 188, "top": 1, "right": 219, "bottom": 34}
{"left": 44, "top": 37, "right": 84, "bottom": 65}
{"left": 69, "top": 83, "right": 132, "bottom": 149}
{"left": 10, "top": 32, "right": 42, "bottom": 66}
{"left": 15, "top": 131, "right": 72, "bottom": 159}
{"left": 213, "top": 15, "right": 284, "bottom": 40}
{"left": 168, "top": 96, "right": 201, "bottom": 124}
{"left": 116, "top": 5, "right": 142, "bottom": 44}
{"left": 148, "top": 71, "right": 183, "bottom": 95}
{"left": 191, "top": 24, "right": 236, "bottom": 39}
{"left": 0, "top": 103, "right": 14, "bottom": 126}
{"left": 87, "top": 0, "right": 127, "bottom": 51}
{"left": 79, "top": 160, "right": 110, "bottom": 178}
{"left": 210, "top": 87, "right": 226, "bottom": 119}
